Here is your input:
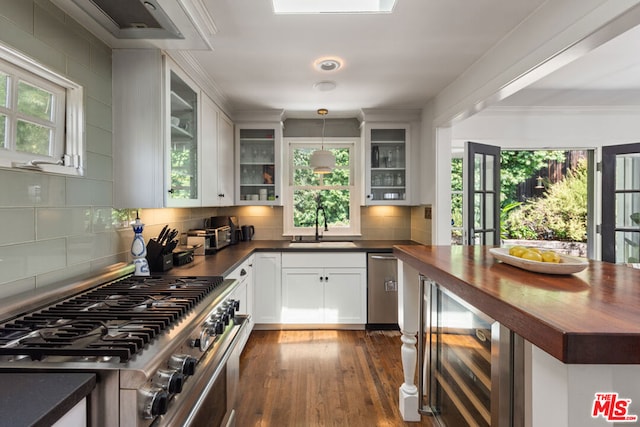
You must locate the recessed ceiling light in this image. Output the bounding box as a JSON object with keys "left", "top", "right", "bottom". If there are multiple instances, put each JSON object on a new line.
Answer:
{"left": 314, "top": 58, "right": 342, "bottom": 72}
{"left": 313, "top": 81, "right": 337, "bottom": 91}
{"left": 273, "top": 0, "right": 396, "bottom": 14}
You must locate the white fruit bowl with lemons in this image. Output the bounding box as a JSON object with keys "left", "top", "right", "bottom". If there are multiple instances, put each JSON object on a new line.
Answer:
{"left": 489, "top": 246, "right": 589, "bottom": 275}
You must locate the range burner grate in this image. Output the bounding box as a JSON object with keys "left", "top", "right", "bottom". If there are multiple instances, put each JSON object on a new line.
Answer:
{"left": 0, "top": 275, "right": 224, "bottom": 362}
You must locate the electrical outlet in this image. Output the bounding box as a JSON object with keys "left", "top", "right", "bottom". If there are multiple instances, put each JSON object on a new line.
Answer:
{"left": 424, "top": 206, "right": 432, "bottom": 219}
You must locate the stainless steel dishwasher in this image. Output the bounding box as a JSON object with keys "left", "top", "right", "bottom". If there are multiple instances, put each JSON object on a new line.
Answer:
{"left": 367, "top": 253, "right": 399, "bottom": 329}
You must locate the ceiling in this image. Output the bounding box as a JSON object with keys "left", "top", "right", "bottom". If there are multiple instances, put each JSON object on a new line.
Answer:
{"left": 189, "top": 0, "right": 549, "bottom": 118}
{"left": 497, "top": 22, "right": 640, "bottom": 109}
{"left": 54, "top": 0, "right": 640, "bottom": 119}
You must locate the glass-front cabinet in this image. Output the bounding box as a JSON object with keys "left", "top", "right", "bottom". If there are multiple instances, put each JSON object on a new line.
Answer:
{"left": 236, "top": 125, "right": 282, "bottom": 205}
{"left": 167, "top": 69, "right": 199, "bottom": 206}
{"left": 365, "top": 124, "right": 410, "bottom": 205}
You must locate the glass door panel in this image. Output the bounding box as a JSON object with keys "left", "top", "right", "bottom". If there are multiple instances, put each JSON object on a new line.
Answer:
{"left": 432, "top": 284, "right": 493, "bottom": 427}
{"left": 369, "top": 128, "right": 406, "bottom": 202}
{"left": 603, "top": 145, "right": 640, "bottom": 263}
{"left": 466, "top": 142, "right": 500, "bottom": 245}
{"left": 168, "top": 70, "right": 198, "bottom": 202}
{"left": 239, "top": 129, "right": 276, "bottom": 202}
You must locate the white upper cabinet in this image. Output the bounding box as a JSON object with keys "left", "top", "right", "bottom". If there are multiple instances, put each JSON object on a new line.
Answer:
{"left": 201, "top": 94, "right": 234, "bottom": 206}
{"left": 166, "top": 65, "right": 200, "bottom": 207}
{"left": 361, "top": 109, "right": 421, "bottom": 206}
{"left": 235, "top": 121, "right": 283, "bottom": 205}
{"left": 113, "top": 49, "right": 234, "bottom": 208}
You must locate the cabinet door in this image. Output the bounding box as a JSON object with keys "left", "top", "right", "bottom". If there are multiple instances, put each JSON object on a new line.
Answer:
{"left": 113, "top": 49, "right": 164, "bottom": 208}
{"left": 324, "top": 268, "right": 366, "bottom": 323}
{"left": 282, "top": 268, "right": 324, "bottom": 323}
{"left": 253, "top": 252, "right": 281, "bottom": 324}
{"left": 166, "top": 65, "right": 201, "bottom": 207}
{"left": 201, "top": 94, "right": 219, "bottom": 206}
{"left": 365, "top": 125, "right": 410, "bottom": 205}
{"left": 217, "top": 113, "right": 235, "bottom": 205}
{"left": 236, "top": 125, "right": 282, "bottom": 205}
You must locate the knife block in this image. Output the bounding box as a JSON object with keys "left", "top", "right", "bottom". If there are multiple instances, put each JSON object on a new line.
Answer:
{"left": 146, "top": 239, "right": 173, "bottom": 272}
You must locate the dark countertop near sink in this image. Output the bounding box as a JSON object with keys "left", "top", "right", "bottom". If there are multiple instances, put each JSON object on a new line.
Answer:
{"left": 167, "top": 240, "right": 417, "bottom": 277}
{"left": 0, "top": 373, "right": 95, "bottom": 427}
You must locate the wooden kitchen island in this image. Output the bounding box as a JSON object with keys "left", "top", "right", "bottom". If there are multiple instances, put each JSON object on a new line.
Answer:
{"left": 394, "top": 244, "right": 640, "bottom": 427}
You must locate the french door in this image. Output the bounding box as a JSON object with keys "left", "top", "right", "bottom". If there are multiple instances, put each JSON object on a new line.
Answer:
{"left": 602, "top": 143, "right": 640, "bottom": 264}
{"left": 465, "top": 142, "right": 501, "bottom": 245}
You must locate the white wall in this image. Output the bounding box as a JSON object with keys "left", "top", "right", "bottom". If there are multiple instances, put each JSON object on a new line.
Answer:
{"left": 452, "top": 107, "right": 640, "bottom": 149}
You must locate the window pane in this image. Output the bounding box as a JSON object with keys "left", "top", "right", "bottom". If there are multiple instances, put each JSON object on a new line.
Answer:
{"left": 294, "top": 167, "right": 320, "bottom": 186}
{"left": 0, "top": 114, "right": 6, "bottom": 149}
{"left": 294, "top": 147, "right": 313, "bottom": 166}
{"left": 615, "top": 231, "right": 640, "bottom": 263}
{"left": 474, "top": 153, "right": 483, "bottom": 191}
{"left": 323, "top": 168, "right": 350, "bottom": 186}
{"left": 293, "top": 189, "right": 350, "bottom": 228}
{"left": 0, "top": 72, "right": 7, "bottom": 108}
{"left": 616, "top": 193, "right": 640, "bottom": 228}
{"left": 16, "top": 119, "right": 51, "bottom": 155}
{"left": 615, "top": 153, "right": 640, "bottom": 191}
{"left": 334, "top": 148, "right": 350, "bottom": 167}
{"left": 17, "top": 80, "right": 54, "bottom": 121}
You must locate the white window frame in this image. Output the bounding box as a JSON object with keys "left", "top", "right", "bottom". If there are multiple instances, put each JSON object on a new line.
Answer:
{"left": 283, "top": 137, "right": 361, "bottom": 237}
{"left": 0, "top": 42, "right": 84, "bottom": 175}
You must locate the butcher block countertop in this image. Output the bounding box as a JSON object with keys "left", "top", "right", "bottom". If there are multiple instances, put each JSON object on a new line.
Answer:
{"left": 393, "top": 244, "right": 640, "bottom": 365}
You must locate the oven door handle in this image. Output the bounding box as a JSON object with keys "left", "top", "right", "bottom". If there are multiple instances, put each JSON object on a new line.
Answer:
{"left": 156, "top": 316, "right": 249, "bottom": 427}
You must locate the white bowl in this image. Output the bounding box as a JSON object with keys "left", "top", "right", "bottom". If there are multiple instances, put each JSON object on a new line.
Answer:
{"left": 171, "top": 116, "right": 180, "bottom": 127}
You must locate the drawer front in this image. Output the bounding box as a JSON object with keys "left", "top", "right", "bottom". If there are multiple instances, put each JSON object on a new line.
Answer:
{"left": 282, "top": 252, "right": 365, "bottom": 269}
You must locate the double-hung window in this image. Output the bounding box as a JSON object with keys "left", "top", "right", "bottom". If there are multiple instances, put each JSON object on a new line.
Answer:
{"left": 0, "top": 43, "right": 83, "bottom": 175}
{"left": 284, "top": 138, "right": 361, "bottom": 237}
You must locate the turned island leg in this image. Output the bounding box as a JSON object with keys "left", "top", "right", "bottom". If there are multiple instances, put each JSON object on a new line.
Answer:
{"left": 397, "top": 259, "right": 422, "bottom": 422}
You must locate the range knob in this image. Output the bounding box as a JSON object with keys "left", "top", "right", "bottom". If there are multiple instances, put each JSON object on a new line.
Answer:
{"left": 231, "top": 299, "right": 240, "bottom": 311}
{"left": 218, "top": 308, "right": 230, "bottom": 325}
{"left": 168, "top": 354, "right": 197, "bottom": 376}
{"left": 139, "top": 386, "right": 169, "bottom": 419}
{"left": 192, "top": 326, "right": 214, "bottom": 351}
{"left": 153, "top": 369, "right": 185, "bottom": 394}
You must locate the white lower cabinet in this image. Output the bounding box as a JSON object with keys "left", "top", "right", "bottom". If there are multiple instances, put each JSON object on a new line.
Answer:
{"left": 252, "top": 252, "right": 282, "bottom": 324}
{"left": 281, "top": 252, "right": 366, "bottom": 326}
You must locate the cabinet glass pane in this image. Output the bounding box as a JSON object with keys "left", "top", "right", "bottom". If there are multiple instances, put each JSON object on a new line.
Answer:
{"left": 169, "top": 71, "right": 198, "bottom": 200}
{"left": 239, "top": 129, "right": 276, "bottom": 201}
{"left": 0, "top": 71, "right": 7, "bottom": 108}
{"left": 369, "top": 128, "right": 406, "bottom": 202}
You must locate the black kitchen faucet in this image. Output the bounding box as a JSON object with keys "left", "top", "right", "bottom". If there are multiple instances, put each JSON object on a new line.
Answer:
{"left": 315, "top": 195, "right": 328, "bottom": 240}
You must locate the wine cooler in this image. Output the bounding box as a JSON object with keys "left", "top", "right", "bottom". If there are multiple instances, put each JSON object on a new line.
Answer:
{"left": 418, "top": 275, "right": 524, "bottom": 426}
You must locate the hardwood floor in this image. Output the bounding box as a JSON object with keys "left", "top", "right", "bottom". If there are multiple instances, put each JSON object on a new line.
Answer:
{"left": 235, "top": 330, "right": 437, "bottom": 427}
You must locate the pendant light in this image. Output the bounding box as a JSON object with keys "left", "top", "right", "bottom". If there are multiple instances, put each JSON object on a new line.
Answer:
{"left": 310, "top": 108, "right": 335, "bottom": 174}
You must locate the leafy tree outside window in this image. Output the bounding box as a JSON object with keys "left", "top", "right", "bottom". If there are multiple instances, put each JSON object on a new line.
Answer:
{"left": 285, "top": 140, "right": 361, "bottom": 237}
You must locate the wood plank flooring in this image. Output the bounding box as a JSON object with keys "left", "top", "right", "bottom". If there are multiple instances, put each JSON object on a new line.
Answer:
{"left": 235, "top": 330, "right": 437, "bottom": 427}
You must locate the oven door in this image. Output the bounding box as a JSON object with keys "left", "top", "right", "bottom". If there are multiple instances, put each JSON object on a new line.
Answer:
{"left": 156, "top": 315, "right": 248, "bottom": 427}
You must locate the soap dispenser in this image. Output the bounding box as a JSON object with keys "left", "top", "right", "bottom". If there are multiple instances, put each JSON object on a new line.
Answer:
{"left": 131, "top": 211, "right": 150, "bottom": 276}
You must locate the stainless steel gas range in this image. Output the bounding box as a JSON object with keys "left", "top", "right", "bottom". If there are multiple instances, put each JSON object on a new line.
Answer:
{"left": 0, "top": 263, "right": 247, "bottom": 427}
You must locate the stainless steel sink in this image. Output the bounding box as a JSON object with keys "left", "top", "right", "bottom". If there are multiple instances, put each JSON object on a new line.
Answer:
{"left": 288, "top": 241, "right": 357, "bottom": 248}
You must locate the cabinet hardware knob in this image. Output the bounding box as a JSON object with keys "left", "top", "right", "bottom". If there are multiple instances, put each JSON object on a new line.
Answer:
{"left": 167, "top": 189, "right": 175, "bottom": 194}
{"left": 325, "top": 276, "right": 329, "bottom": 281}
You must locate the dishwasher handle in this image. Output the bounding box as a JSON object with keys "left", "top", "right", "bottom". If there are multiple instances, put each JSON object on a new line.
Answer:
{"left": 370, "top": 255, "right": 397, "bottom": 261}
